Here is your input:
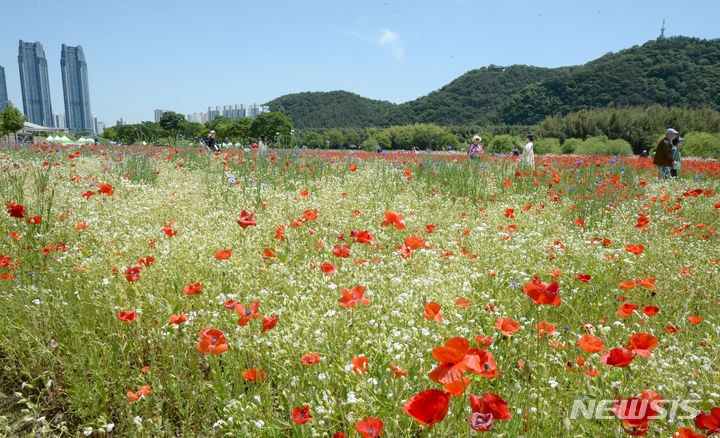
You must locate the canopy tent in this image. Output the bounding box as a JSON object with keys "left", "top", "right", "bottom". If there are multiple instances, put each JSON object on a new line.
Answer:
{"left": 59, "top": 136, "right": 74, "bottom": 144}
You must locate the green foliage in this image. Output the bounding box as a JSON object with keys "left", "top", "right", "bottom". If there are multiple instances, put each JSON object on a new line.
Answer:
{"left": 561, "top": 138, "right": 583, "bottom": 154}
{"left": 250, "top": 112, "right": 293, "bottom": 143}
{"left": 323, "top": 129, "right": 345, "bottom": 148}
{"left": 302, "top": 132, "right": 324, "bottom": 148}
{"left": 683, "top": 131, "right": 720, "bottom": 158}
{"left": 487, "top": 134, "right": 515, "bottom": 154}
{"left": 360, "top": 136, "right": 379, "bottom": 152}
{"left": 0, "top": 101, "right": 27, "bottom": 137}
{"left": 378, "top": 123, "right": 457, "bottom": 150}
{"left": 573, "top": 136, "right": 633, "bottom": 156}
{"left": 533, "top": 137, "right": 562, "bottom": 155}
{"left": 159, "top": 111, "right": 186, "bottom": 143}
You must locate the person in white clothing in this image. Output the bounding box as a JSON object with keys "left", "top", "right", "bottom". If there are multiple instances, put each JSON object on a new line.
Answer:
{"left": 516, "top": 134, "right": 535, "bottom": 168}
{"left": 258, "top": 135, "right": 268, "bottom": 152}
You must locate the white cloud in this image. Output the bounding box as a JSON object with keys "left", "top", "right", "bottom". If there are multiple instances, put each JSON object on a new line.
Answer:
{"left": 345, "top": 28, "right": 405, "bottom": 60}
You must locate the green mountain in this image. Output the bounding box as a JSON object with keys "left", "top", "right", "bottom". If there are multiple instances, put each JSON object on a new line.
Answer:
{"left": 267, "top": 37, "right": 720, "bottom": 128}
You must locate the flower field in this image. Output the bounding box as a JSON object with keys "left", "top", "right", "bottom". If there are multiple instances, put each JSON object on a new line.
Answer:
{"left": 1, "top": 144, "right": 719, "bottom": 437}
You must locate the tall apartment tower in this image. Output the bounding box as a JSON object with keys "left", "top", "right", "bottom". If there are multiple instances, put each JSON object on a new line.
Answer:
{"left": 18, "top": 40, "right": 53, "bottom": 126}
{"left": 0, "top": 65, "right": 8, "bottom": 111}
{"left": 61, "top": 44, "right": 92, "bottom": 132}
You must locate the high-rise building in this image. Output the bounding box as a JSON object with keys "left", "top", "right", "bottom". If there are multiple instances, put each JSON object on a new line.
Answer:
{"left": 53, "top": 112, "right": 66, "bottom": 129}
{"left": 0, "top": 65, "right": 8, "bottom": 111}
{"left": 97, "top": 121, "right": 105, "bottom": 135}
{"left": 92, "top": 114, "right": 98, "bottom": 134}
{"left": 154, "top": 109, "right": 167, "bottom": 123}
{"left": 18, "top": 40, "right": 53, "bottom": 127}
{"left": 61, "top": 44, "right": 92, "bottom": 132}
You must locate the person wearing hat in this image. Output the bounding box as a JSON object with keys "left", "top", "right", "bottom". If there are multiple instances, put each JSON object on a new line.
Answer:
{"left": 671, "top": 136, "right": 684, "bottom": 178}
{"left": 205, "top": 130, "right": 219, "bottom": 152}
{"left": 653, "top": 128, "right": 677, "bottom": 179}
{"left": 467, "top": 135, "right": 483, "bottom": 159}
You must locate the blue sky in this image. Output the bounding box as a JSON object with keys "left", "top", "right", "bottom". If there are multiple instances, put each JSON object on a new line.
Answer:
{"left": 2, "top": 0, "right": 718, "bottom": 125}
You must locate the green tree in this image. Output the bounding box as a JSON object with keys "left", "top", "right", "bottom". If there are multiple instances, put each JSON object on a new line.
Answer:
{"left": 302, "top": 132, "right": 324, "bottom": 148}
{"left": 323, "top": 129, "right": 345, "bottom": 148}
{"left": 250, "top": 112, "right": 293, "bottom": 143}
{"left": 159, "top": 111, "right": 186, "bottom": 143}
{"left": 226, "top": 118, "right": 252, "bottom": 142}
{"left": 0, "top": 102, "right": 27, "bottom": 140}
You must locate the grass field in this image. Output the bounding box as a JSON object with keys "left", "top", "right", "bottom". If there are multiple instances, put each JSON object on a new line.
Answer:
{"left": 1, "top": 144, "right": 719, "bottom": 437}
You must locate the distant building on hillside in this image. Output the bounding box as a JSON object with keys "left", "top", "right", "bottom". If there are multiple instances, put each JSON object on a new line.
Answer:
{"left": 186, "top": 112, "right": 207, "bottom": 124}
{"left": 0, "top": 65, "right": 8, "bottom": 111}
{"left": 18, "top": 40, "right": 54, "bottom": 127}
{"left": 61, "top": 44, "right": 93, "bottom": 132}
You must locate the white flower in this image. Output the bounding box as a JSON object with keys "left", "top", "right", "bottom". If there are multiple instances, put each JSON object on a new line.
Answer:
{"left": 254, "top": 420, "right": 264, "bottom": 428}
{"left": 83, "top": 427, "right": 93, "bottom": 435}
{"left": 133, "top": 416, "right": 142, "bottom": 425}
{"left": 105, "top": 423, "right": 115, "bottom": 432}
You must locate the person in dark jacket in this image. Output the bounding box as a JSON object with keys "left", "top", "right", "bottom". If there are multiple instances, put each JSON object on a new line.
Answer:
{"left": 653, "top": 128, "right": 677, "bottom": 179}
{"left": 205, "top": 130, "right": 219, "bottom": 152}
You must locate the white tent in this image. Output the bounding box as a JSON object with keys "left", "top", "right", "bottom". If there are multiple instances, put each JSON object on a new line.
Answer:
{"left": 60, "top": 136, "right": 73, "bottom": 144}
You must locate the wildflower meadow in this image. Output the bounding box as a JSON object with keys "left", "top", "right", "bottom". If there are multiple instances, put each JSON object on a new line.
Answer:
{"left": 1, "top": 144, "right": 719, "bottom": 437}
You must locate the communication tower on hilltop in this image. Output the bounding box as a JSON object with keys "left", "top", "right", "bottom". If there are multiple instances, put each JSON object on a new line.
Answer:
{"left": 660, "top": 19, "right": 666, "bottom": 38}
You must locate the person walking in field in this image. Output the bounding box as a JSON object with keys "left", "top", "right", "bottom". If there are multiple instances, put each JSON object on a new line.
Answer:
{"left": 671, "top": 136, "right": 683, "bottom": 178}
{"left": 653, "top": 128, "right": 677, "bottom": 179}
{"left": 516, "top": 134, "right": 535, "bottom": 168}
{"left": 467, "top": 135, "right": 483, "bottom": 159}
{"left": 205, "top": 130, "right": 219, "bottom": 152}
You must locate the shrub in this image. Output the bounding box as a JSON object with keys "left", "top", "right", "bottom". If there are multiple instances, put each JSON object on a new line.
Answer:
{"left": 682, "top": 131, "right": 720, "bottom": 158}
{"left": 562, "top": 138, "right": 583, "bottom": 154}
{"left": 302, "top": 132, "right": 324, "bottom": 149}
{"left": 487, "top": 134, "right": 515, "bottom": 154}
{"left": 533, "top": 138, "right": 562, "bottom": 155}
{"left": 574, "top": 136, "right": 633, "bottom": 156}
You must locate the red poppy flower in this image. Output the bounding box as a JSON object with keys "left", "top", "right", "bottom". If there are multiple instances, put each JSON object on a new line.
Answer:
{"left": 349, "top": 165, "right": 358, "bottom": 172}
{"left": 0, "top": 274, "right": 13, "bottom": 280}
{"left": 665, "top": 325, "right": 679, "bottom": 333}
{"left": 455, "top": 297, "right": 472, "bottom": 308}
{"left": 641, "top": 306, "right": 659, "bottom": 316}
{"left": 351, "top": 356, "right": 369, "bottom": 373}
{"left": 381, "top": 211, "right": 406, "bottom": 230}
{"left": 504, "top": 208, "right": 515, "bottom": 218}
{"left": 332, "top": 244, "right": 350, "bottom": 258}
{"left": 196, "top": 327, "right": 228, "bottom": 354}
{"left": 351, "top": 230, "right": 374, "bottom": 244}
{"left": 574, "top": 218, "right": 585, "bottom": 227}
{"left": 301, "top": 353, "right": 320, "bottom": 365}
{"left": 578, "top": 334, "right": 605, "bottom": 353}
{"left": 585, "top": 366, "right": 600, "bottom": 377}
{"left": 627, "top": 333, "right": 659, "bottom": 358}
{"left": 299, "top": 190, "right": 309, "bottom": 197}
{"left": 261, "top": 315, "right": 279, "bottom": 333}
{"left": 423, "top": 301, "right": 442, "bottom": 322}
{"left": 391, "top": 361, "right": 408, "bottom": 377}
{"left": 612, "top": 397, "right": 657, "bottom": 435}
{"left": 600, "top": 348, "right": 636, "bottom": 367}
{"left": 495, "top": 318, "right": 521, "bottom": 336}
{"left": 575, "top": 273, "right": 592, "bottom": 283}
{"left": 333, "top": 433, "right": 346, "bottom": 438}
{"left": 235, "top": 301, "right": 261, "bottom": 326}
{"left": 7, "top": 203, "right": 26, "bottom": 218}
{"left": 617, "top": 303, "right": 639, "bottom": 317}
{"left": 237, "top": 210, "right": 257, "bottom": 228}
{"left": 523, "top": 276, "right": 561, "bottom": 306}
{"left": 470, "top": 392, "right": 512, "bottom": 431}
{"left": 215, "top": 249, "right": 232, "bottom": 260}
{"left": 137, "top": 256, "right": 155, "bottom": 266}
{"left": 425, "top": 224, "right": 437, "bottom": 233}
{"left": 126, "top": 385, "right": 152, "bottom": 403}
{"left": 26, "top": 216, "right": 42, "bottom": 224}
{"left": 694, "top": 407, "right": 720, "bottom": 435}
{"left": 475, "top": 335, "right": 493, "bottom": 347}
{"left": 444, "top": 376, "right": 470, "bottom": 396}
{"left": 168, "top": 314, "right": 188, "bottom": 325}
{"left": 688, "top": 315, "right": 703, "bottom": 325}
{"left": 125, "top": 266, "right": 142, "bottom": 282}
{"left": 673, "top": 428, "right": 706, "bottom": 438}
{"left": 625, "top": 244, "right": 645, "bottom": 255}
{"left": 81, "top": 190, "right": 95, "bottom": 199}
{"left": 242, "top": 368, "right": 266, "bottom": 382}
{"left": 403, "top": 389, "right": 451, "bottom": 428}
{"left": 356, "top": 417, "right": 383, "bottom": 437}
{"left": 262, "top": 248, "right": 277, "bottom": 260}
{"left": 405, "top": 235, "right": 425, "bottom": 250}
{"left": 98, "top": 183, "right": 114, "bottom": 196}
{"left": 467, "top": 348, "right": 498, "bottom": 379}
{"left": 292, "top": 405, "right": 312, "bottom": 424}
{"left": 338, "top": 286, "right": 369, "bottom": 308}
{"left": 302, "top": 209, "right": 319, "bottom": 221}
{"left": 320, "top": 262, "right": 337, "bottom": 275}
{"left": 536, "top": 321, "right": 558, "bottom": 338}
{"left": 117, "top": 311, "right": 136, "bottom": 322}
{"left": 427, "top": 337, "right": 483, "bottom": 384}
{"left": 550, "top": 269, "right": 562, "bottom": 278}
{"left": 183, "top": 282, "right": 203, "bottom": 295}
